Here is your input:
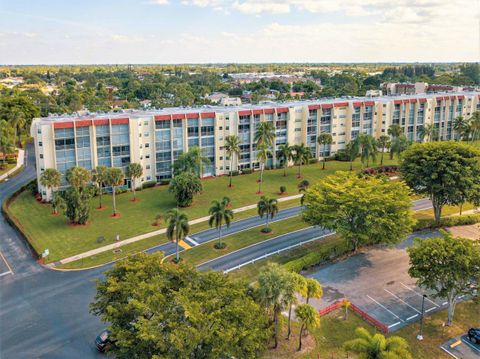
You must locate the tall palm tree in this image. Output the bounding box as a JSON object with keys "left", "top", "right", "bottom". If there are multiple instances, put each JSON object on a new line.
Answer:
{"left": 343, "top": 327, "right": 412, "bottom": 359}
{"left": 387, "top": 124, "right": 403, "bottom": 138}
{"left": 292, "top": 143, "right": 311, "bottom": 178}
{"left": 224, "top": 135, "right": 240, "bottom": 187}
{"left": 256, "top": 143, "right": 271, "bottom": 194}
{"left": 453, "top": 116, "right": 469, "bottom": 141}
{"left": 257, "top": 263, "right": 289, "bottom": 349}
{"left": 91, "top": 166, "right": 108, "bottom": 209}
{"left": 305, "top": 278, "right": 323, "bottom": 304}
{"left": 377, "top": 135, "right": 390, "bottom": 165}
{"left": 40, "top": 168, "right": 62, "bottom": 213}
{"left": 257, "top": 196, "right": 278, "bottom": 232}
{"left": 418, "top": 123, "right": 438, "bottom": 142}
{"left": 126, "top": 162, "right": 143, "bottom": 201}
{"left": 165, "top": 208, "right": 190, "bottom": 263}
{"left": 355, "top": 133, "right": 377, "bottom": 167}
{"left": 9, "top": 108, "right": 25, "bottom": 148}
{"left": 468, "top": 111, "right": 480, "bottom": 142}
{"left": 295, "top": 304, "right": 320, "bottom": 351}
{"left": 65, "top": 166, "right": 91, "bottom": 191}
{"left": 277, "top": 142, "right": 293, "bottom": 176}
{"left": 105, "top": 167, "right": 124, "bottom": 217}
{"left": 254, "top": 121, "right": 276, "bottom": 147}
{"left": 208, "top": 198, "right": 233, "bottom": 249}
{"left": 390, "top": 134, "right": 409, "bottom": 160}
{"left": 317, "top": 133, "right": 333, "bottom": 170}
{"left": 345, "top": 140, "right": 359, "bottom": 171}
{"left": 285, "top": 272, "right": 307, "bottom": 340}
{"left": 173, "top": 146, "right": 210, "bottom": 177}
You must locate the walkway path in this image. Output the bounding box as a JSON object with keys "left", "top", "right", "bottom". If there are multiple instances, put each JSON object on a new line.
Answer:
{"left": 0, "top": 148, "right": 25, "bottom": 182}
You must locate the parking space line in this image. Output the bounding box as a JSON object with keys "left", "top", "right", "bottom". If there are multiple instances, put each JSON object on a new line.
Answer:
{"left": 443, "top": 301, "right": 448, "bottom": 305}
{"left": 441, "top": 346, "right": 460, "bottom": 359}
{"left": 400, "top": 282, "right": 440, "bottom": 307}
{"left": 366, "top": 295, "right": 404, "bottom": 322}
{"left": 406, "top": 314, "right": 419, "bottom": 321}
{"left": 462, "top": 338, "right": 480, "bottom": 353}
{"left": 384, "top": 288, "right": 421, "bottom": 314}
{"left": 0, "top": 251, "right": 14, "bottom": 276}
{"left": 426, "top": 307, "right": 436, "bottom": 313}
{"left": 388, "top": 321, "right": 402, "bottom": 329}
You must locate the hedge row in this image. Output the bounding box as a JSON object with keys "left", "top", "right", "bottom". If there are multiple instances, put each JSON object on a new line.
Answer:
{"left": 283, "top": 238, "right": 350, "bottom": 273}
{"left": 362, "top": 165, "right": 399, "bottom": 175}
{"left": 414, "top": 213, "right": 480, "bottom": 231}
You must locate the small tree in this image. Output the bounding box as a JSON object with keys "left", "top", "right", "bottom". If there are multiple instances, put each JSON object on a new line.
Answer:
{"left": 65, "top": 166, "right": 91, "bottom": 190}
{"left": 154, "top": 213, "right": 163, "bottom": 226}
{"left": 305, "top": 278, "right": 323, "bottom": 304}
{"left": 126, "top": 163, "right": 143, "bottom": 201}
{"left": 277, "top": 142, "right": 293, "bottom": 176}
{"left": 341, "top": 300, "right": 351, "bottom": 320}
{"left": 256, "top": 143, "right": 271, "bottom": 194}
{"left": 165, "top": 208, "right": 189, "bottom": 263}
{"left": 292, "top": 143, "right": 311, "bottom": 178}
{"left": 225, "top": 135, "right": 240, "bottom": 187}
{"left": 284, "top": 272, "right": 307, "bottom": 340}
{"left": 295, "top": 304, "right": 320, "bottom": 351}
{"left": 317, "top": 133, "right": 333, "bottom": 170}
{"left": 377, "top": 135, "right": 390, "bottom": 165}
{"left": 40, "top": 168, "right": 62, "bottom": 213}
{"left": 345, "top": 140, "right": 359, "bottom": 171}
{"left": 91, "top": 166, "right": 108, "bottom": 209}
{"left": 169, "top": 171, "right": 202, "bottom": 207}
{"left": 105, "top": 167, "right": 124, "bottom": 217}
{"left": 355, "top": 133, "right": 377, "bottom": 168}
{"left": 208, "top": 199, "right": 234, "bottom": 249}
{"left": 257, "top": 196, "right": 278, "bottom": 233}
{"left": 390, "top": 134, "right": 408, "bottom": 159}
{"left": 408, "top": 231, "right": 480, "bottom": 326}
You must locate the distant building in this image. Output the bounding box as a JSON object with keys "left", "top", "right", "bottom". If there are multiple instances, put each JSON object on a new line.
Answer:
{"left": 366, "top": 89, "right": 382, "bottom": 97}
{"left": 0, "top": 77, "right": 24, "bottom": 88}
{"left": 206, "top": 92, "right": 241, "bottom": 106}
{"left": 382, "top": 82, "right": 427, "bottom": 95}
{"left": 140, "top": 100, "right": 152, "bottom": 108}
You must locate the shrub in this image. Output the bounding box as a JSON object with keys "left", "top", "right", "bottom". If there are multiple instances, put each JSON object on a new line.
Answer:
{"left": 280, "top": 185, "right": 286, "bottom": 194}
{"left": 231, "top": 170, "right": 239, "bottom": 176}
{"left": 214, "top": 242, "right": 227, "bottom": 249}
{"left": 242, "top": 168, "right": 253, "bottom": 175}
{"left": 362, "top": 165, "right": 399, "bottom": 176}
{"left": 413, "top": 213, "right": 480, "bottom": 231}
{"left": 159, "top": 179, "right": 171, "bottom": 186}
{"left": 334, "top": 150, "right": 350, "bottom": 162}
{"left": 308, "top": 158, "right": 318, "bottom": 164}
{"left": 142, "top": 180, "right": 157, "bottom": 189}
{"left": 261, "top": 227, "right": 272, "bottom": 233}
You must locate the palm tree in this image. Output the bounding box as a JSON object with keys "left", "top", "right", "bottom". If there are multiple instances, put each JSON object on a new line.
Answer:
{"left": 173, "top": 146, "right": 210, "bottom": 177}
{"left": 257, "top": 196, "right": 278, "bottom": 233}
{"left": 277, "top": 142, "right": 293, "bottom": 176}
{"left": 355, "top": 134, "right": 377, "bottom": 167}
{"left": 305, "top": 278, "right": 323, "bottom": 304}
{"left": 65, "top": 166, "right": 91, "bottom": 191}
{"left": 105, "top": 167, "right": 124, "bottom": 217}
{"left": 418, "top": 123, "right": 438, "bottom": 142}
{"left": 345, "top": 140, "right": 359, "bottom": 171}
{"left": 257, "top": 263, "right": 289, "bottom": 349}
{"left": 91, "top": 166, "right": 108, "bottom": 209}
{"left": 126, "top": 163, "right": 143, "bottom": 201}
{"left": 344, "top": 327, "right": 412, "bottom": 359}
{"left": 222, "top": 196, "right": 231, "bottom": 207}
{"left": 208, "top": 199, "right": 233, "bottom": 249}
{"left": 9, "top": 108, "right": 25, "bottom": 148}
{"left": 285, "top": 272, "right": 307, "bottom": 340}
{"left": 224, "top": 135, "right": 240, "bottom": 187}
{"left": 0, "top": 121, "right": 15, "bottom": 167}
{"left": 377, "top": 135, "right": 390, "bottom": 165}
{"left": 387, "top": 124, "right": 403, "bottom": 138}
{"left": 256, "top": 143, "right": 271, "bottom": 194}
{"left": 165, "top": 208, "right": 190, "bottom": 263}
{"left": 40, "top": 168, "right": 62, "bottom": 213}
{"left": 254, "top": 121, "right": 276, "bottom": 147}
{"left": 390, "top": 134, "right": 409, "bottom": 160}
{"left": 469, "top": 111, "right": 480, "bottom": 142}
{"left": 295, "top": 304, "right": 320, "bottom": 351}
{"left": 317, "top": 133, "right": 333, "bottom": 170}
{"left": 292, "top": 143, "right": 311, "bottom": 178}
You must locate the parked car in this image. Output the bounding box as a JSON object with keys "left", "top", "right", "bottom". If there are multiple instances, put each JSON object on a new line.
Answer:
{"left": 95, "top": 330, "right": 111, "bottom": 352}
{"left": 467, "top": 328, "right": 480, "bottom": 345}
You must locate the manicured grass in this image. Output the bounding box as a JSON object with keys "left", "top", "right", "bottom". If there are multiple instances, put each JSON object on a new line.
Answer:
{"left": 8, "top": 157, "right": 393, "bottom": 262}
{"left": 414, "top": 202, "right": 476, "bottom": 220}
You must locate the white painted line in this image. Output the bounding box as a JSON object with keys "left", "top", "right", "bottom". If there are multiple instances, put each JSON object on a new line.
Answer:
{"left": 406, "top": 314, "right": 419, "bottom": 321}
{"left": 443, "top": 301, "right": 448, "bottom": 306}
{"left": 425, "top": 307, "right": 436, "bottom": 313}
{"left": 458, "top": 295, "right": 466, "bottom": 299}
{"left": 184, "top": 236, "right": 199, "bottom": 246}
{"left": 0, "top": 271, "right": 13, "bottom": 278}
{"left": 0, "top": 251, "right": 14, "bottom": 276}
{"left": 462, "top": 338, "right": 480, "bottom": 353}
{"left": 400, "top": 282, "right": 440, "bottom": 307}
{"left": 366, "top": 295, "right": 404, "bottom": 322}
{"left": 384, "top": 288, "right": 421, "bottom": 314}
{"left": 441, "top": 346, "right": 460, "bottom": 359}
{"left": 388, "top": 321, "right": 402, "bottom": 329}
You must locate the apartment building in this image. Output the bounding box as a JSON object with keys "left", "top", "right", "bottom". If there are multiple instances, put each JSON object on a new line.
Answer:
{"left": 31, "top": 92, "right": 480, "bottom": 200}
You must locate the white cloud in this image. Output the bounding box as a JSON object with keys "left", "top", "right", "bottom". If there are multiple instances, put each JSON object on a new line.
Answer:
{"left": 149, "top": 0, "right": 169, "bottom": 5}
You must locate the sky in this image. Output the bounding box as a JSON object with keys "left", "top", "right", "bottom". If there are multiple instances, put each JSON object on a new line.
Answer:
{"left": 0, "top": 0, "right": 478, "bottom": 64}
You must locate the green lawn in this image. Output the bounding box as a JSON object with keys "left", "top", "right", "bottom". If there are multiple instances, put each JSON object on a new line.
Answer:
{"left": 414, "top": 202, "right": 476, "bottom": 220}
{"left": 8, "top": 157, "right": 395, "bottom": 262}
{"left": 0, "top": 162, "right": 15, "bottom": 176}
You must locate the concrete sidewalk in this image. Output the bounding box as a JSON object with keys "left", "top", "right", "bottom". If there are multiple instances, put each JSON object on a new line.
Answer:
{"left": 0, "top": 149, "right": 25, "bottom": 182}
{"left": 52, "top": 193, "right": 303, "bottom": 267}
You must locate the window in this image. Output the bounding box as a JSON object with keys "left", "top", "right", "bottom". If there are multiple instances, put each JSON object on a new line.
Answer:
{"left": 144, "top": 133, "right": 149, "bottom": 137}
{"left": 39, "top": 154, "right": 43, "bottom": 159}
{"left": 146, "top": 165, "right": 150, "bottom": 169}
{"left": 145, "top": 143, "right": 150, "bottom": 148}
{"left": 146, "top": 155, "right": 150, "bottom": 159}
{"left": 39, "top": 141, "right": 43, "bottom": 147}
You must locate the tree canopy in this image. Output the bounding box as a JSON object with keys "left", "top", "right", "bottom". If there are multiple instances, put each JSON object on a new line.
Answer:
{"left": 169, "top": 171, "right": 203, "bottom": 207}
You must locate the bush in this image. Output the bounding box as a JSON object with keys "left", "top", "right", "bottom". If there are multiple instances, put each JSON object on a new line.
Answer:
{"left": 242, "top": 168, "right": 253, "bottom": 175}
{"left": 115, "top": 188, "right": 128, "bottom": 194}
{"left": 142, "top": 180, "right": 157, "bottom": 189}
{"left": 231, "top": 170, "right": 239, "bottom": 176}
{"left": 413, "top": 213, "right": 480, "bottom": 231}
{"left": 280, "top": 185, "right": 286, "bottom": 194}
{"left": 214, "top": 242, "right": 227, "bottom": 249}
{"left": 27, "top": 181, "right": 38, "bottom": 196}
{"left": 362, "top": 165, "right": 399, "bottom": 176}
{"left": 261, "top": 227, "right": 272, "bottom": 233}
{"left": 334, "top": 150, "right": 350, "bottom": 162}
{"left": 159, "top": 179, "right": 171, "bottom": 186}
{"left": 308, "top": 158, "right": 318, "bottom": 164}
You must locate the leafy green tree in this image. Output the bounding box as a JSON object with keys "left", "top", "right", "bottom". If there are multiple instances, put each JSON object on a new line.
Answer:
{"left": 408, "top": 231, "right": 480, "bottom": 325}
{"left": 173, "top": 146, "right": 210, "bottom": 177}
{"left": 453, "top": 117, "right": 470, "bottom": 141}
{"left": 305, "top": 278, "right": 323, "bottom": 304}
{"left": 40, "top": 168, "right": 62, "bottom": 213}
{"left": 257, "top": 196, "right": 278, "bottom": 233}
{"left": 295, "top": 304, "right": 320, "bottom": 351}
{"left": 344, "top": 327, "right": 412, "bottom": 359}
{"left": 165, "top": 208, "right": 190, "bottom": 262}
{"left": 377, "top": 135, "right": 390, "bottom": 165}
{"left": 51, "top": 193, "right": 66, "bottom": 215}
{"left": 284, "top": 272, "right": 307, "bottom": 340}
{"left": 317, "top": 133, "right": 333, "bottom": 170}
{"left": 292, "top": 143, "right": 311, "bottom": 178}
{"left": 400, "top": 142, "right": 480, "bottom": 222}
{"left": 345, "top": 140, "right": 359, "bottom": 171}
{"left": 126, "top": 162, "right": 143, "bottom": 201}
{"left": 277, "top": 142, "right": 293, "bottom": 176}
{"left": 169, "top": 171, "right": 202, "bottom": 207}
{"left": 254, "top": 121, "right": 276, "bottom": 147}
{"left": 303, "top": 172, "right": 415, "bottom": 252}
{"left": 469, "top": 111, "right": 480, "bottom": 141}
{"left": 0, "top": 120, "right": 15, "bottom": 167}
{"left": 256, "top": 143, "right": 271, "bottom": 194}
{"left": 224, "top": 134, "right": 240, "bottom": 187}
{"left": 390, "top": 134, "right": 409, "bottom": 159}
{"left": 8, "top": 107, "right": 25, "bottom": 148}
{"left": 355, "top": 133, "right": 377, "bottom": 167}
{"left": 91, "top": 166, "right": 108, "bottom": 209}
{"left": 208, "top": 198, "right": 233, "bottom": 249}
{"left": 105, "top": 167, "right": 124, "bottom": 217}
{"left": 62, "top": 186, "right": 93, "bottom": 224}
{"left": 90, "top": 253, "right": 269, "bottom": 358}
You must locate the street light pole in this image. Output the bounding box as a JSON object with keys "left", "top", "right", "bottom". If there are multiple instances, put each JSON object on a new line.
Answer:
{"left": 417, "top": 294, "right": 427, "bottom": 340}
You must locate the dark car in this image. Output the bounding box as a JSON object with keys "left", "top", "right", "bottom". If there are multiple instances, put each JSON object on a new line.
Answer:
{"left": 467, "top": 328, "right": 480, "bottom": 345}
{"left": 95, "top": 330, "right": 111, "bottom": 352}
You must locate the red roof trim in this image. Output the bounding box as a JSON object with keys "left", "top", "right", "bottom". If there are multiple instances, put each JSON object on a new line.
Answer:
{"left": 419, "top": 98, "right": 427, "bottom": 103}
{"left": 308, "top": 104, "right": 321, "bottom": 110}
{"left": 276, "top": 107, "right": 289, "bottom": 113}
{"left": 111, "top": 117, "right": 129, "bottom": 125}
{"left": 409, "top": 99, "right": 417, "bottom": 103}
{"left": 171, "top": 114, "right": 185, "bottom": 120}
{"left": 252, "top": 109, "right": 263, "bottom": 115}
{"left": 435, "top": 96, "right": 443, "bottom": 101}
{"left": 200, "top": 112, "right": 216, "bottom": 119}
{"left": 238, "top": 110, "right": 252, "bottom": 116}
{"left": 94, "top": 119, "right": 109, "bottom": 126}
{"left": 186, "top": 113, "right": 199, "bottom": 119}
{"left": 321, "top": 104, "right": 333, "bottom": 109}
{"left": 443, "top": 96, "right": 449, "bottom": 100}
{"left": 363, "top": 101, "right": 375, "bottom": 106}
{"left": 53, "top": 121, "right": 74, "bottom": 129}
{"left": 457, "top": 95, "right": 465, "bottom": 100}
{"left": 334, "top": 102, "right": 348, "bottom": 107}
{"left": 263, "top": 108, "right": 275, "bottom": 114}
{"left": 75, "top": 120, "right": 92, "bottom": 127}
{"left": 353, "top": 101, "right": 363, "bottom": 107}
{"left": 450, "top": 95, "right": 456, "bottom": 100}
{"left": 154, "top": 115, "right": 171, "bottom": 121}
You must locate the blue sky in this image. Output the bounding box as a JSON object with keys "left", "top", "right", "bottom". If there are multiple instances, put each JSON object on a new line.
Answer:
{"left": 0, "top": 0, "right": 477, "bottom": 64}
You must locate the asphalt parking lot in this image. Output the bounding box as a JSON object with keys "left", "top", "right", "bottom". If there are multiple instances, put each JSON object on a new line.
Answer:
{"left": 307, "top": 231, "right": 466, "bottom": 332}
{"left": 441, "top": 335, "right": 480, "bottom": 358}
